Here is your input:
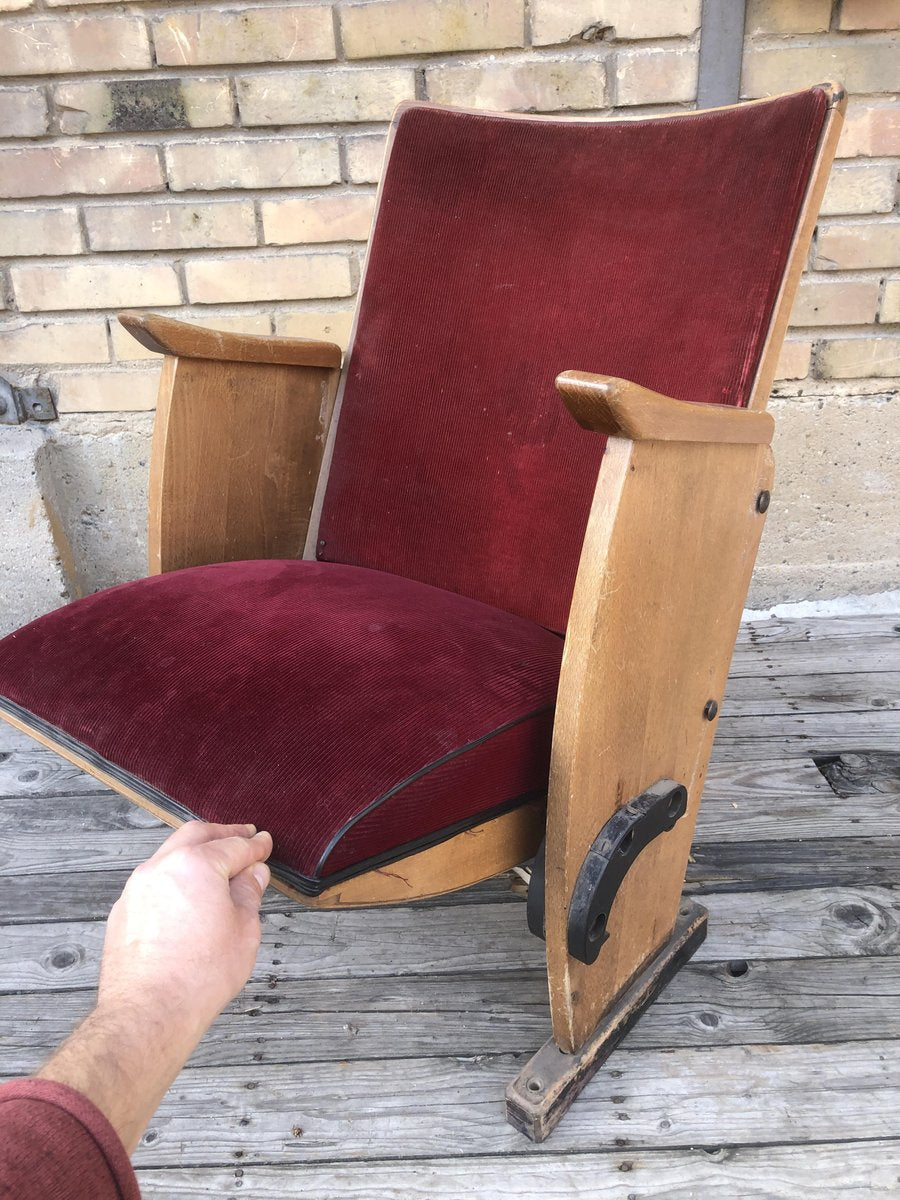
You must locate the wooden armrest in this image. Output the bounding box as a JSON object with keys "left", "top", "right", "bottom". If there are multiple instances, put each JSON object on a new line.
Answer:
{"left": 118, "top": 311, "right": 343, "bottom": 369}
{"left": 556, "top": 371, "right": 774, "bottom": 446}
{"left": 138, "top": 316, "right": 343, "bottom": 576}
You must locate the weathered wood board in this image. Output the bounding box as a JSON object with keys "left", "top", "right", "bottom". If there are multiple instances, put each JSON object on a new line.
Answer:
{"left": 135, "top": 1139, "right": 900, "bottom": 1199}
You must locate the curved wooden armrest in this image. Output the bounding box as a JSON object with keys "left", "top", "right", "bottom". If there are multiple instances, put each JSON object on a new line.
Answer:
{"left": 118, "top": 311, "right": 343, "bottom": 369}
{"left": 556, "top": 371, "right": 774, "bottom": 445}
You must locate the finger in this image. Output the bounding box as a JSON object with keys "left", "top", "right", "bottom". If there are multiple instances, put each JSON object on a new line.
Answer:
{"left": 151, "top": 820, "right": 258, "bottom": 861}
{"left": 200, "top": 831, "right": 273, "bottom": 881}
{"left": 230, "top": 861, "right": 270, "bottom": 916}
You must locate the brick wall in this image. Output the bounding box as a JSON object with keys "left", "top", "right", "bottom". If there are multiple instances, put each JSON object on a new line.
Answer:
{"left": 0, "top": 0, "right": 898, "bottom": 620}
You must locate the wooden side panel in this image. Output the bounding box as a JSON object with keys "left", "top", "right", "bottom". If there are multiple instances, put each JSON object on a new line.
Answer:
{"left": 545, "top": 436, "right": 774, "bottom": 1051}
{"left": 149, "top": 356, "right": 340, "bottom": 574}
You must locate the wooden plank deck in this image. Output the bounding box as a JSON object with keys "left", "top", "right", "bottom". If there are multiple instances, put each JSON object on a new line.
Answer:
{"left": 0, "top": 611, "right": 898, "bottom": 1197}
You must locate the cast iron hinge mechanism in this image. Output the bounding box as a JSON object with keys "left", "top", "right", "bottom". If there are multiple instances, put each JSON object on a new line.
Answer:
{"left": 0, "top": 376, "right": 57, "bottom": 425}
{"left": 527, "top": 778, "right": 689, "bottom": 965}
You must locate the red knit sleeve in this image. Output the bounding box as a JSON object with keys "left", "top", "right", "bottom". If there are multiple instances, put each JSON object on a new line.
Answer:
{"left": 0, "top": 1078, "right": 140, "bottom": 1200}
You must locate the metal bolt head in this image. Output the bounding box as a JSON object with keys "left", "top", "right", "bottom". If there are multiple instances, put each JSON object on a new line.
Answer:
{"left": 756, "top": 490, "right": 771, "bottom": 514}
{"left": 703, "top": 699, "right": 719, "bottom": 721}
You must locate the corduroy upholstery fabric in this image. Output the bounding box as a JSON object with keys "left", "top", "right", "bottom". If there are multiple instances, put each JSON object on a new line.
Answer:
{"left": 318, "top": 89, "right": 829, "bottom": 631}
{"left": 0, "top": 561, "right": 563, "bottom": 891}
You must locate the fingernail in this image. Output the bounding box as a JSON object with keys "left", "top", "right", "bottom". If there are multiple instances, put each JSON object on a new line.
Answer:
{"left": 244, "top": 823, "right": 257, "bottom": 835}
{"left": 252, "top": 863, "right": 269, "bottom": 890}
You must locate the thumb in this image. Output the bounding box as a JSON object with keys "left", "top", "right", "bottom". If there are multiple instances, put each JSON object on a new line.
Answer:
{"left": 230, "top": 861, "right": 270, "bottom": 916}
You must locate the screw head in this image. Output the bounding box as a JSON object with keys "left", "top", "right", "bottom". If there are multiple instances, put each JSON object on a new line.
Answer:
{"left": 756, "top": 490, "right": 771, "bottom": 514}
{"left": 703, "top": 699, "right": 719, "bottom": 721}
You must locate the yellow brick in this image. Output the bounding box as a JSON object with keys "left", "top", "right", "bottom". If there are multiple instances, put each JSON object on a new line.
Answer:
{"left": 0, "top": 320, "right": 109, "bottom": 365}
{"left": 275, "top": 310, "right": 355, "bottom": 348}
{"left": 55, "top": 369, "right": 161, "bottom": 412}
{"left": 815, "top": 222, "right": 900, "bottom": 270}
{"left": 820, "top": 163, "right": 897, "bottom": 216}
{"left": 773, "top": 339, "right": 812, "bottom": 380}
{"left": 0, "top": 15, "right": 150, "bottom": 75}
{"left": 85, "top": 201, "right": 257, "bottom": 252}
{"left": 0, "top": 0, "right": 33, "bottom": 9}
{"left": 238, "top": 69, "right": 414, "bottom": 126}
{"left": 837, "top": 102, "right": 900, "bottom": 158}
{"left": 745, "top": 0, "right": 831, "bottom": 35}
{"left": 615, "top": 48, "right": 697, "bottom": 106}
{"left": 426, "top": 58, "right": 607, "bottom": 111}
{"left": 742, "top": 44, "right": 899, "bottom": 99}
{"left": 839, "top": 0, "right": 900, "bottom": 29}
{"left": 880, "top": 278, "right": 900, "bottom": 323}
{"left": 0, "top": 144, "right": 162, "bottom": 199}
{"left": 11, "top": 261, "right": 181, "bottom": 312}
{"left": 0, "top": 88, "right": 47, "bottom": 137}
{"left": 0, "top": 208, "right": 82, "bottom": 257}
{"left": 55, "top": 78, "right": 232, "bottom": 136}
{"left": 185, "top": 253, "right": 353, "bottom": 304}
{"left": 153, "top": 6, "right": 335, "bottom": 66}
{"left": 790, "top": 279, "right": 880, "bottom": 326}
{"left": 817, "top": 337, "right": 900, "bottom": 379}
{"left": 262, "top": 193, "right": 376, "bottom": 245}
{"left": 342, "top": 0, "right": 523, "bottom": 57}
{"left": 165, "top": 139, "right": 340, "bottom": 191}
{"left": 532, "top": 0, "right": 700, "bottom": 44}
{"left": 111, "top": 312, "right": 272, "bottom": 360}
{"left": 346, "top": 136, "right": 387, "bottom": 184}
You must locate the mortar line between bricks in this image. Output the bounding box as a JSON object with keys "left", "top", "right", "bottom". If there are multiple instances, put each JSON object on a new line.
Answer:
{"left": 3, "top": 244, "right": 363, "bottom": 267}
{"left": 0, "top": 186, "right": 382, "bottom": 208}
{"left": 0, "top": 102, "right": 720, "bottom": 154}
{"left": 0, "top": 37, "right": 701, "bottom": 88}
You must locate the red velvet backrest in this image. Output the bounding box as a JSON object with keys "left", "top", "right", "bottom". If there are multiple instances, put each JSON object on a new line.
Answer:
{"left": 317, "top": 89, "right": 829, "bottom": 631}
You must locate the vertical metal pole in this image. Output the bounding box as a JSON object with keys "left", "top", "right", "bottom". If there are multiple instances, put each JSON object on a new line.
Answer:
{"left": 697, "top": 0, "right": 748, "bottom": 108}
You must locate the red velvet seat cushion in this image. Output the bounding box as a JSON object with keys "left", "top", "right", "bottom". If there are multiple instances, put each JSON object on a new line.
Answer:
{"left": 0, "top": 561, "right": 563, "bottom": 892}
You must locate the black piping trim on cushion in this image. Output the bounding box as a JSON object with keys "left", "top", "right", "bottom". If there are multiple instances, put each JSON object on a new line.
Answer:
{"left": 295, "top": 788, "right": 546, "bottom": 895}
{"left": 313, "top": 704, "right": 554, "bottom": 876}
{"left": 0, "top": 695, "right": 548, "bottom": 897}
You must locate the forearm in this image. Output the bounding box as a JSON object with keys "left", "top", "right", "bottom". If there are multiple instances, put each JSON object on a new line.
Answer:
{"left": 37, "top": 996, "right": 203, "bottom": 1153}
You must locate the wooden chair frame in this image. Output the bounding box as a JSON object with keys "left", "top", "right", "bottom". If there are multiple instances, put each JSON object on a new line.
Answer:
{"left": 3, "top": 84, "right": 846, "bottom": 1139}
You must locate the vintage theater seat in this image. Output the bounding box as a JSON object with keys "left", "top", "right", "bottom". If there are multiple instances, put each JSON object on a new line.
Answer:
{"left": 0, "top": 84, "right": 844, "bottom": 1138}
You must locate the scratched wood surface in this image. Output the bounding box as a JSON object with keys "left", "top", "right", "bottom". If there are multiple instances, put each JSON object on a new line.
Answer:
{"left": 0, "top": 613, "right": 898, "bottom": 1197}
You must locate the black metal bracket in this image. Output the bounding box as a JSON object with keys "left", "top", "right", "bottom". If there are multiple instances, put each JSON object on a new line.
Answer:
{"left": 0, "top": 376, "right": 57, "bottom": 425}
{"left": 526, "top": 778, "right": 689, "bottom": 964}
{"left": 567, "top": 779, "right": 688, "bottom": 964}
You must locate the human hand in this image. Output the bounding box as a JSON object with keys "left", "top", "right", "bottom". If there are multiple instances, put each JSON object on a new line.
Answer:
{"left": 97, "top": 821, "right": 273, "bottom": 1037}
